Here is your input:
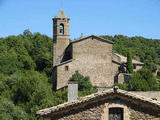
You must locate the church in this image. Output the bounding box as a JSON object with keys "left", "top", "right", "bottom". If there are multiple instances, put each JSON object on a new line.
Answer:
{"left": 52, "top": 10, "right": 143, "bottom": 90}
{"left": 36, "top": 10, "right": 160, "bottom": 120}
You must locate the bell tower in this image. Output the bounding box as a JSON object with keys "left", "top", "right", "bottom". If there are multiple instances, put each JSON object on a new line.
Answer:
{"left": 53, "top": 10, "right": 70, "bottom": 66}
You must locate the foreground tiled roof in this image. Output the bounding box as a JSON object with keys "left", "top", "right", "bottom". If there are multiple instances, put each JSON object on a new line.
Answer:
{"left": 37, "top": 87, "right": 160, "bottom": 116}
{"left": 131, "top": 91, "right": 160, "bottom": 101}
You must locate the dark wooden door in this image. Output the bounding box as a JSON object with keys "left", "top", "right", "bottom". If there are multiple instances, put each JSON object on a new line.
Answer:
{"left": 109, "top": 108, "right": 123, "bottom": 120}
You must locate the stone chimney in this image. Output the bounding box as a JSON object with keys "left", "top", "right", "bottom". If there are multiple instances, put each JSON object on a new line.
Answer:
{"left": 68, "top": 81, "right": 78, "bottom": 102}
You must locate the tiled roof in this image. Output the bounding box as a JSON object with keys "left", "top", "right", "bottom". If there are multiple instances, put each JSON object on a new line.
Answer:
{"left": 37, "top": 87, "right": 160, "bottom": 116}
{"left": 113, "top": 53, "right": 144, "bottom": 65}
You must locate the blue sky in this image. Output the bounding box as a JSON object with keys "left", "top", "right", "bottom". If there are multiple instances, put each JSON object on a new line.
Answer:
{"left": 0, "top": 0, "right": 160, "bottom": 39}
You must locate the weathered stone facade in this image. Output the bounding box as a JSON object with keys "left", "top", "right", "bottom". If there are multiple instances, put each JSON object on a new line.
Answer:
{"left": 53, "top": 10, "right": 70, "bottom": 66}
{"left": 37, "top": 88, "right": 160, "bottom": 120}
{"left": 54, "top": 36, "right": 114, "bottom": 90}
{"left": 52, "top": 10, "right": 143, "bottom": 90}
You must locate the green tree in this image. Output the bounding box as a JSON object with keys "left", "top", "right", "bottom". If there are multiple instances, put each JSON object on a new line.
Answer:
{"left": 70, "top": 71, "right": 96, "bottom": 96}
{"left": 128, "top": 72, "right": 150, "bottom": 91}
{"left": 0, "top": 97, "right": 27, "bottom": 120}
{"left": 126, "top": 50, "right": 133, "bottom": 73}
{"left": 128, "top": 68, "right": 158, "bottom": 91}
{"left": 138, "top": 68, "right": 158, "bottom": 90}
{"left": 0, "top": 74, "right": 8, "bottom": 95}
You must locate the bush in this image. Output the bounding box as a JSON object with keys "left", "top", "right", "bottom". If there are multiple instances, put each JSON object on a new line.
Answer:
{"left": 70, "top": 71, "right": 96, "bottom": 96}
{"left": 128, "top": 68, "right": 158, "bottom": 91}
{"left": 126, "top": 51, "right": 133, "bottom": 73}
{"left": 0, "top": 97, "right": 27, "bottom": 120}
{"left": 114, "top": 83, "right": 128, "bottom": 91}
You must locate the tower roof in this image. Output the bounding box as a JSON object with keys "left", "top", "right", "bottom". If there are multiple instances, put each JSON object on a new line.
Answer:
{"left": 55, "top": 10, "right": 67, "bottom": 18}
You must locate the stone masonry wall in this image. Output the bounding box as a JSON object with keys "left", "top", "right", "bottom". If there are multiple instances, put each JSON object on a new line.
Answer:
{"left": 133, "top": 65, "right": 142, "bottom": 72}
{"left": 56, "top": 37, "right": 114, "bottom": 89}
{"left": 49, "top": 96, "right": 160, "bottom": 120}
{"left": 53, "top": 18, "right": 70, "bottom": 66}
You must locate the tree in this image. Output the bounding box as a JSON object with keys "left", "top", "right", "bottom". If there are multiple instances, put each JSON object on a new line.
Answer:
{"left": 22, "top": 29, "right": 32, "bottom": 38}
{"left": 30, "top": 32, "right": 52, "bottom": 75}
{"left": 0, "top": 74, "right": 8, "bottom": 95}
{"left": 138, "top": 68, "right": 158, "bottom": 90}
{"left": 128, "top": 68, "right": 158, "bottom": 91}
{"left": 126, "top": 50, "right": 133, "bottom": 73}
{"left": 69, "top": 71, "right": 96, "bottom": 96}
{"left": 128, "top": 72, "right": 150, "bottom": 91}
{"left": 0, "top": 97, "right": 27, "bottom": 120}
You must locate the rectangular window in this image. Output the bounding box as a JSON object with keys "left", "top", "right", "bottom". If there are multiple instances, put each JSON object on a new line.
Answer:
{"left": 109, "top": 108, "right": 123, "bottom": 120}
{"left": 134, "top": 64, "right": 136, "bottom": 69}
{"left": 65, "top": 66, "right": 69, "bottom": 71}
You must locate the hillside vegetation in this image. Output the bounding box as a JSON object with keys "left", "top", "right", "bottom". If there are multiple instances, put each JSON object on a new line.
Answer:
{"left": 0, "top": 30, "right": 160, "bottom": 119}
{"left": 0, "top": 29, "right": 96, "bottom": 119}
{"left": 102, "top": 35, "right": 160, "bottom": 72}
{"left": 102, "top": 35, "right": 160, "bottom": 91}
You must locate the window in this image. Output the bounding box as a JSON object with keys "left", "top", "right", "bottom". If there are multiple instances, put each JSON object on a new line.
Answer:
{"left": 59, "top": 24, "right": 64, "bottom": 35}
{"left": 65, "top": 66, "right": 69, "bottom": 71}
{"left": 109, "top": 108, "right": 123, "bottom": 120}
{"left": 133, "top": 64, "right": 136, "bottom": 69}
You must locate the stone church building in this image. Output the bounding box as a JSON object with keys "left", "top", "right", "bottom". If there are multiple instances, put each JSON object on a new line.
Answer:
{"left": 37, "top": 10, "right": 160, "bottom": 120}
{"left": 52, "top": 10, "right": 143, "bottom": 90}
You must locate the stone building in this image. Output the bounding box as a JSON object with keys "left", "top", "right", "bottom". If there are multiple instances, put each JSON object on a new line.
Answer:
{"left": 52, "top": 10, "right": 143, "bottom": 90}
{"left": 37, "top": 87, "right": 160, "bottom": 120}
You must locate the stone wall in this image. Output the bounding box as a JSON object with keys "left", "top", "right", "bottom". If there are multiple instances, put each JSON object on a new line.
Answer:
{"left": 53, "top": 17, "right": 70, "bottom": 66}
{"left": 56, "top": 61, "right": 73, "bottom": 89}
{"left": 48, "top": 96, "right": 160, "bottom": 120}
{"left": 118, "top": 73, "right": 130, "bottom": 84}
{"left": 112, "top": 61, "right": 120, "bottom": 76}
{"left": 55, "top": 37, "right": 114, "bottom": 89}
{"left": 53, "top": 35, "right": 144, "bottom": 90}
{"left": 133, "top": 65, "right": 142, "bottom": 72}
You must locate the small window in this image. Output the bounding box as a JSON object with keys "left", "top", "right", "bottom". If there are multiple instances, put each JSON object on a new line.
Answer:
{"left": 59, "top": 24, "right": 64, "bottom": 35}
{"left": 134, "top": 64, "right": 136, "bottom": 69}
{"left": 109, "top": 108, "right": 123, "bottom": 120}
{"left": 65, "top": 66, "right": 69, "bottom": 71}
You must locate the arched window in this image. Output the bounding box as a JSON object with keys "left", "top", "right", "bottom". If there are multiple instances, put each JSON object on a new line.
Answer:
{"left": 59, "top": 24, "right": 64, "bottom": 35}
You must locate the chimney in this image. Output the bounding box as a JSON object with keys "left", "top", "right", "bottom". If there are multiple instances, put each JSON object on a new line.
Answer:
{"left": 68, "top": 81, "right": 78, "bottom": 102}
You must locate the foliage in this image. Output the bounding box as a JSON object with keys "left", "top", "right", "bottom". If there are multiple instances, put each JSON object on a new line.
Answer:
{"left": 0, "top": 30, "right": 54, "bottom": 119}
{"left": 70, "top": 71, "right": 96, "bottom": 96}
{"left": 0, "top": 97, "right": 27, "bottom": 120}
{"left": 103, "top": 34, "right": 160, "bottom": 91}
{"left": 114, "top": 83, "right": 128, "bottom": 91}
{"left": 0, "top": 30, "right": 160, "bottom": 119}
{"left": 116, "top": 68, "right": 159, "bottom": 91}
{"left": 126, "top": 50, "right": 133, "bottom": 73}
{"left": 102, "top": 35, "right": 160, "bottom": 72}
{"left": 128, "top": 71, "right": 150, "bottom": 91}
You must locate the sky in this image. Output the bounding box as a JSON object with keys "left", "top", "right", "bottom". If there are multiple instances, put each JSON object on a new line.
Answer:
{"left": 0, "top": 0, "right": 160, "bottom": 39}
